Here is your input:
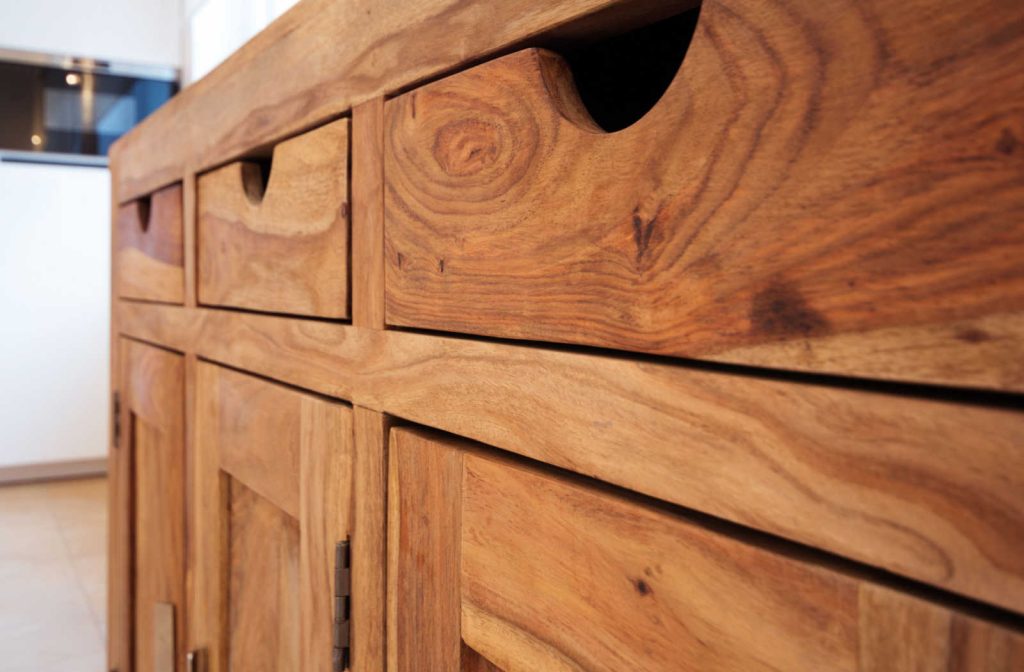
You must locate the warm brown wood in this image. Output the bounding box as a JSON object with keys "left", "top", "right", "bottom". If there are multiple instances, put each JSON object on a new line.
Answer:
{"left": 192, "top": 362, "right": 353, "bottom": 672}
{"left": 197, "top": 118, "right": 350, "bottom": 318}
{"left": 119, "top": 301, "right": 1024, "bottom": 613}
{"left": 182, "top": 351, "right": 198, "bottom": 670}
{"left": 110, "top": 2, "right": 1024, "bottom": 667}
{"left": 153, "top": 603, "right": 175, "bottom": 672}
{"left": 124, "top": 339, "right": 186, "bottom": 672}
{"left": 384, "top": 0, "right": 1024, "bottom": 390}
{"left": 190, "top": 362, "right": 229, "bottom": 672}
{"left": 229, "top": 479, "right": 301, "bottom": 672}
{"left": 108, "top": 319, "right": 130, "bottom": 671}
{"left": 387, "top": 428, "right": 463, "bottom": 672}
{"left": 117, "top": 183, "right": 184, "bottom": 304}
{"left": 183, "top": 171, "right": 198, "bottom": 307}
{"left": 111, "top": 0, "right": 674, "bottom": 201}
{"left": 213, "top": 366, "right": 302, "bottom": 518}
{"left": 461, "top": 646, "right": 503, "bottom": 672}
{"left": 299, "top": 389, "right": 353, "bottom": 672}
{"left": 352, "top": 407, "right": 390, "bottom": 672}
{"left": 352, "top": 98, "right": 386, "bottom": 329}
{"left": 858, "top": 585, "right": 1024, "bottom": 671}
{"left": 392, "top": 428, "right": 1024, "bottom": 671}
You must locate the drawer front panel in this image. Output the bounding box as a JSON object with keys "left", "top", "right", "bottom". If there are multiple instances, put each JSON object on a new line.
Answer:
{"left": 117, "top": 183, "right": 184, "bottom": 303}
{"left": 390, "top": 428, "right": 1024, "bottom": 671}
{"left": 198, "top": 118, "right": 350, "bottom": 318}
{"left": 383, "top": 0, "right": 1024, "bottom": 390}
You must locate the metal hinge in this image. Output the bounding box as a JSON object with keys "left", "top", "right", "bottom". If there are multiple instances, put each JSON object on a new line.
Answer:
{"left": 112, "top": 391, "right": 121, "bottom": 449}
{"left": 186, "top": 648, "right": 204, "bottom": 672}
{"left": 333, "top": 538, "right": 351, "bottom": 672}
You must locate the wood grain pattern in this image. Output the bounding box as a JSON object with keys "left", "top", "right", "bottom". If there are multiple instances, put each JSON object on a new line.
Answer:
{"left": 191, "top": 362, "right": 229, "bottom": 672}
{"left": 197, "top": 118, "right": 349, "bottom": 318}
{"left": 111, "top": 0, "right": 670, "bottom": 201}
{"left": 153, "top": 602, "right": 175, "bottom": 672}
{"left": 108, "top": 336, "right": 131, "bottom": 672}
{"left": 213, "top": 365, "right": 302, "bottom": 519}
{"left": 125, "top": 340, "right": 186, "bottom": 672}
{"left": 228, "top": 479, "right": 301, "bottom": 672}
{"left": 352, "top": 407, "right": 390, "bottom": 672}
{"left": 119, "top": 302, "right": 1024, "bottom": 613}
{"left": 117, "top": 183, "right": 184, "bottom": 304}
{"left": 461, "top": 644, "right": 503, "bottom": 672}
{"left": 392, "top": 428, "right": 1024, "bottom": 671}
{"left": 299, "top": 392, "right": 353, "bottom": 672}
{"left": 387, "top": 427, "right": 463, "bottom": 672}
{"left": 858, "top": 584, "right": 1024, "bottom": 671}
{"left": 384, "top": 0, "right": 1024, "bottom": 389}
{"left": 108, "top": 173, "right": 127, "bottom": 672}
{"left": 193, "top": 361, "right": 353, "bottom": 672}
{"left": 183, "top": 171, "right": 198, "bottom": 307}
{"left": 352, "top": 99, "right": 387, "bottom": 330}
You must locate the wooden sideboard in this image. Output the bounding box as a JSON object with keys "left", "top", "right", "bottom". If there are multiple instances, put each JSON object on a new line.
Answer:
{"left": 108, "top": 1, "right": 1024, "bottom": 670}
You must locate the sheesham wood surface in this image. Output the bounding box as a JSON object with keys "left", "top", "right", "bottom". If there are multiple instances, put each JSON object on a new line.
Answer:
{"left": 153, "top": 602, "right": 175, "bottom": 672}
{"left": 192, "top": 362, "right": 353, "bottom": 672}
{"left": 214, "top": 365, "right": 303, "bottom": 519}
{"left": 111, "top": 0, "right": 674, "bottom": 201}
{"left": 118, "top": 301, "right": 1024, "bottom": 614}
{"left": 108, "top": 175, "right": 129, "bottom": 672}
{"left": 386, "top": 427, "right": 463, "bottom": 672}
{"left": 461, "top": 646, "right": 503, "bottom": 672}
{"left": 391, "top": 428, "right": 1024, "bottom": 671}
{"left": 352, "top": 99, "right": 387, "bottom": 330}
{"left": 197, "top": 118, "right": 350, "bottom": 318}
{"left": 124, "top": 339, "right": 186, "bottom": 672}
{"left": 116, "top": 183, "right": 184, "bottom": 304}
{"left": 383, "top": 0, "right": 1024, "bottom": 391}
{"left": 228, "top": 479, "right": 302, "bottom": 672}
{"left": 352, "top": 407, "right": 390, "bottom": 672}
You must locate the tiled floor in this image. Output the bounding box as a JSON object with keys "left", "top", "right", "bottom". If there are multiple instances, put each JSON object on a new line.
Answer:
{"left": 0, "top": 477, "right": 106, "bottom": 672}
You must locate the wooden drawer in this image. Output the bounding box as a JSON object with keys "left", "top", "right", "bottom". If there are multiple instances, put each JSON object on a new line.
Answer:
{"left": 390, "top": 427, "right": 1024, "bottom": 671}
{"left": 198, "top": 118, "right": 350, "bottom": 318}
{"left": 383, "top": 0, "right": 1024, "bottom": 389}
{"left": 116, "top": 183, "right": 184, "bottom": 303}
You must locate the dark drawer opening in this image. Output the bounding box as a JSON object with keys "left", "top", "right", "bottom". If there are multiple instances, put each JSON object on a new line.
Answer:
{"left": 559, "top": 4, "right": 703, "bottom": 132}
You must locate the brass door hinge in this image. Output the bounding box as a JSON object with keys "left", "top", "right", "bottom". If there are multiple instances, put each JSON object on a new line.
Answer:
{"left": 112, "top": 391, "right": 121, "bottom": 449}
{"left": 333, "top": 538, "right": 351, "bottom": 672}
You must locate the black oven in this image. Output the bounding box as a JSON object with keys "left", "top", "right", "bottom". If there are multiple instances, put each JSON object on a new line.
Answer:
{"left": 0, "top": 48, "right": 178, "bottom": 166}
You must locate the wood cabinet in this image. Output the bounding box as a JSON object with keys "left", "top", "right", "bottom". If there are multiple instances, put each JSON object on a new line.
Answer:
{"left": 108, "top": 1, "right": 1024, "bottom": 671}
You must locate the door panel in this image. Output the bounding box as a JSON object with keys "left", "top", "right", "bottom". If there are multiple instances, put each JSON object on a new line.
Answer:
{"left": 389, "top": 427, "right": 1024, "bottom": 672}
{"left": 228, "top": 479, "right": 301, "bottom": 672}
{"left": 194, "top": 362, "right": 353, "bottom": 672}
{"left": 123, "top": 339, "right": 186, "bottom": 672}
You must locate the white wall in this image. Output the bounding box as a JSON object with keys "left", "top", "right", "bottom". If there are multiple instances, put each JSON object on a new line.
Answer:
{"left": 0, "top": 163, "right": 111, "bottom": 469}
{"left": 0, "top": 0, "right": 179, "bottom": 473}
{"left": 0, "top": 0, "right": 181, "bottom": 67}
{"left": 185, "top": 0, "right": 298, "bottom": 82}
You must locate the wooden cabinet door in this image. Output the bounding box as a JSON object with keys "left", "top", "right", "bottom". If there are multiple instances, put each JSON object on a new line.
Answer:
{"left": 114, "top": 339, "right": 186, "bottom": 672}
{"left": 192, "top": 362, "right": 353, "bottom": 672}
{"left": 389, "top": 427, "right": 1024, "bottom": 672}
